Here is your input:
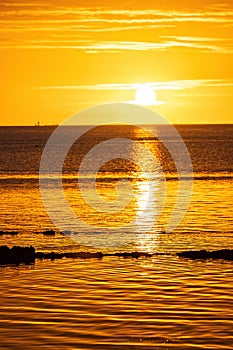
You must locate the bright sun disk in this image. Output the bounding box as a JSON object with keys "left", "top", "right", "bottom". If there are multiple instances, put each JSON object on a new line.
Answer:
{"left": 135, "top": 86, "right": 156, "bottom": 106}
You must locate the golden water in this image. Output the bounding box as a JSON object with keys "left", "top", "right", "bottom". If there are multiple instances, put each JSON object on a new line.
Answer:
{"left": 0, "top": 125, "right": 232, "bottom": 349}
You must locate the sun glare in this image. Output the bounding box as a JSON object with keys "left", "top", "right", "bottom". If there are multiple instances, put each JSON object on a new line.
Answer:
{"left": 135, "top": 86, "right": 156, "bottom": 106}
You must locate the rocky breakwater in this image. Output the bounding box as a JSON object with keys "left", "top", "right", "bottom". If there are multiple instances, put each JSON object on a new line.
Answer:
{"left": 177, "top": 249, "right": 233, "bottom": 261}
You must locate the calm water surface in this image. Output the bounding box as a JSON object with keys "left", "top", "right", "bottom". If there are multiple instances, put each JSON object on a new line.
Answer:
{"left": 0, "top": 125, "right": 232, "bottom": 349}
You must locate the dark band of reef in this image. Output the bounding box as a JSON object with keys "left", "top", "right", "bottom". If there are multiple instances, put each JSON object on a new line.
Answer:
{"left": 0, "top": 245, "right": 232, "bottom": 266}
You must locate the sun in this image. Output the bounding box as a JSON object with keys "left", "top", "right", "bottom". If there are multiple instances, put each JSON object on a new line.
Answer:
{"left": 135, "top": 86, "right": 156, "bottom": 106}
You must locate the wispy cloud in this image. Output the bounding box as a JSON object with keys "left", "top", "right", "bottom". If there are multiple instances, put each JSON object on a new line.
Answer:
{"left": 162, "top": 36, "right": 228, "bottom": 42}
{"left": 1, "top": 5, "right": 233, "bottom": 28}
{"left": 35, "top": 79, "right": 233, "bottom": 91}
{"left": 0, "top": 2, "right": 48, "bottom": 8}
{"left": 1, "top": 6, "right": 233, "bottom": 20}
{"left": 1, "top": 12, "right": 233, "bottom": 26}
{"left": 0, "top": 3, "right": 233, "bottom": 53}
{"left": 0, "top": 38, "right": 232, "bottom": 53}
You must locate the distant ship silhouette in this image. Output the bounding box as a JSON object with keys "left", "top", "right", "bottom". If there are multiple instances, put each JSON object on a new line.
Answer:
{"left": 34, "top": 121, "right": 58, "bottom": 127}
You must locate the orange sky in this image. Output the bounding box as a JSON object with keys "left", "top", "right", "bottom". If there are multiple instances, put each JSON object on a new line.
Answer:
{"left": 0, "top": 0, "right": 233, "bottom": 125}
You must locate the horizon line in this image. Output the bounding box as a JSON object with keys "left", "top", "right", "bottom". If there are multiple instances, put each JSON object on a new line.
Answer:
{"left": 1, "top": 123, "right": 233, "bottom": 127}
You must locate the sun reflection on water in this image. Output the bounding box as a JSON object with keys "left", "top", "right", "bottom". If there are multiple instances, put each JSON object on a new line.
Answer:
{"left": 129, "top": 126, "right": 166, "bottom": 251}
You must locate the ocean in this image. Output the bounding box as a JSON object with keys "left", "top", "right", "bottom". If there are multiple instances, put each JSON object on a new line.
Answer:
{"left": 0, "top": 124, "right": 232, "bottom": 349}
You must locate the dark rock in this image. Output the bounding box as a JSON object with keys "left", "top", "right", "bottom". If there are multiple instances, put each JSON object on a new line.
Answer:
{"left": 0, "top": 246, "right": 35, "bottom": 265}
{"left": 74, "top": 251, "right": 103, "bottom": 259}
{"left": 35, "top": 251, "right": 103, "bottom": 260}
{"left": 61, "top": 230, "right": 72, "bottom": 236}
{"left": 35, "top": 251, "right": 63, "bottom": 260}
{"left": 114, "top": 251, "right": 152, "bottom": 258}
{"left": 0, "top": 231, "right": 19, "bottom": 236}
{"left": 177, "top": 249, "right": 233, "bottom": 261}
{"left": 42, "top": 230, "right": 56, "bottom": 236}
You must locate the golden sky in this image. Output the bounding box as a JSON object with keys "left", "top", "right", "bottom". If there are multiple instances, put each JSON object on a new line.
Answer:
{"left": 1, "top": 0, "right": 233, "bottom": 125}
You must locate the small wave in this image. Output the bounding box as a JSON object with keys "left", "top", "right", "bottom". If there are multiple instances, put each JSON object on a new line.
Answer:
{"left": 0, "top": 173, "right": 233, "bottom": 189}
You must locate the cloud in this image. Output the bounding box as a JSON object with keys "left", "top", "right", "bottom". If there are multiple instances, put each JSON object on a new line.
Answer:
{"left": 0, "top": 3, "right": 233, "bottom": 53}
{"left": 35, "top": 79, "right": 233, "bottom": 91}
{"left": 162, "top": 36, "right": 228, "bottom": 42}
{"left": 1, "top": 38, "right": 232, "bottom": 53}
{"left": 0, "top": 2, "right": 48, "bottom": 8}
{"left": 1, "top": 5, "right": 233, "bottom": 27}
